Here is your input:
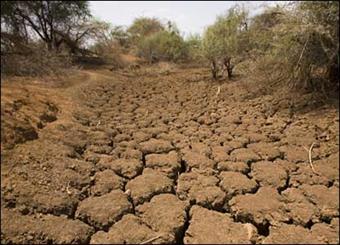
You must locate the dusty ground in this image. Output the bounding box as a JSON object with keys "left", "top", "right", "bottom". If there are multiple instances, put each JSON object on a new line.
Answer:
{"left": 1, "top": 64, "right": 339, "bottom": 244}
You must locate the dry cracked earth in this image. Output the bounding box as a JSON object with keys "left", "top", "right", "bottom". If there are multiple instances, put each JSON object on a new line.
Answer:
{"left": 1, "top": 65, "right": 339, "bottom": 244}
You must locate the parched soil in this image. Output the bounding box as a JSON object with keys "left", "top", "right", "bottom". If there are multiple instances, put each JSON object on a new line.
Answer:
{"left": 1, "top": 64, "right": 339, "bottom": 244}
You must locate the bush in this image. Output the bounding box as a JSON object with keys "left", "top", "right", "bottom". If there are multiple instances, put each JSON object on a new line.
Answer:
{"left": 184, "top": 34, "right": 205, "bottom": 64}
{"left": 137, "top": 29, "right": 188, "bottom": 63}
{"left": 246, "top": 2, "right": 339, "bottom": 94}
{"left": 128, "top": 17, "right": 164, "bottom": 45}
{"left": 90, "top": 39, "right": 124, "bottom": 67}
{"left": 1, "top": 46, "right": 71, "bottom": 77}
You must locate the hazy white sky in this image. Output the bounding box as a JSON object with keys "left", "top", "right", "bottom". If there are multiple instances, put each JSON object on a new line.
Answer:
{"left": 89, "top": 1, "right": 283, "bottom": 37}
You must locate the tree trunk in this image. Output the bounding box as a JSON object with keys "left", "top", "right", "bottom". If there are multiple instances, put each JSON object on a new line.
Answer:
{"left": 224, "top": 57, "right": 233, "bottom": 79}
{"left": 54, "top": 38, "right": 63, "bottom": 53}
{"left": 227, "top": 65, "right": 233, "bottom": 79}
{"left": 211, "top": 60, "right": 218, "bottom": 80}
{"left": 47, "top": 41, "right": 53, "bottom": 51}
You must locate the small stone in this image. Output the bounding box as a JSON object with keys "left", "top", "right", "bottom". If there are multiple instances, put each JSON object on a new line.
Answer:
{"left": 124, "top": 189, "right": 131, "bottom": 196}
{"left": 27, "top": 235, "right": 34, "bottom": 240}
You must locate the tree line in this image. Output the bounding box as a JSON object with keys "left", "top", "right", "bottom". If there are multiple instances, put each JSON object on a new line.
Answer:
{"left": 1, "top": 1, "right": 338, "bottom": 94}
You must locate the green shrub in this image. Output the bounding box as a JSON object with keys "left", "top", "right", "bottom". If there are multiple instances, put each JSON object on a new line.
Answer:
{"left": 137, "top": 29, "right": 188, "bottom": 63}
{"left": 128, "top": 17, "right": 164, "bottom": 45}
{"left": 247, "top": 2, "right": 339, "bottom": 93}
{"left": 184, "top": 34, "right": 204, "bottom": 63}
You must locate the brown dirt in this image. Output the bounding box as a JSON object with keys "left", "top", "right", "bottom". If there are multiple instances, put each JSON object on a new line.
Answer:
{"left": 1, "top": 64, "right": 339, "bottom": 244}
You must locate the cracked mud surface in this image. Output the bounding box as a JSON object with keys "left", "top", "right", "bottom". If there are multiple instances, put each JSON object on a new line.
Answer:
{"left": 1, "top": 65, "right": 339, "bottom": 244}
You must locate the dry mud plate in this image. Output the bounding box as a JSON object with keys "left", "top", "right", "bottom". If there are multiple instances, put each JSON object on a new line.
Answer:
{"left": 1, "top": 67, "right": 339, "bottom": 244}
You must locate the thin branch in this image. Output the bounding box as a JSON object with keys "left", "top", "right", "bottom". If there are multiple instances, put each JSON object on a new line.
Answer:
{"left": 303, "top": 142, "right": 318, "bottom": 174}
{"left": 295, "top": 35, "right": 309, "bottom": 71}
{"left": 15, "top": 9, "right": 46, "bottom": 42}
{"left": 216, "top": 85, "right": 221, "bottom": 97}
{"left": 140, "top": 234, "right": 163, "bottom": 245}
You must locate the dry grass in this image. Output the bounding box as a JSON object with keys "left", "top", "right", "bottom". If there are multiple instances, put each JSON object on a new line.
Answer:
{"left": 1, "top": 49, "right": 72, "bottom": 77}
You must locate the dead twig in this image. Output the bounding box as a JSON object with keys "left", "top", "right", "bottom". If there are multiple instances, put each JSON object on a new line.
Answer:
{"left": 140, "top": 234, "right": 163, "bottom": 244}
{"left": 213, "top": 85, "right": 221, "bottom": 104}
{"left": 303, "top": 142, "right": 318, "bottom": 174}
{"left": 192, "top": 168, "right": 205, "bottom": 174}
{"left": 216, "top": 85, "right": 221, "bottom": 97}
{"left": 66, "top": 181, "right": 72, "bottom": 195}
{"left": 295, "top": 35, "right": 310, "bottom": 71}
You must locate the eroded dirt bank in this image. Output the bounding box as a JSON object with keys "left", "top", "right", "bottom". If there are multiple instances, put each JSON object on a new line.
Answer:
{"left": 1, "top": 65, "right": 339, "bottom": 244}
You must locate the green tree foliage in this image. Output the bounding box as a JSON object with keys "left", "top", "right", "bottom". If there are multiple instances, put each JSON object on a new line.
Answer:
{"left": 137, "top": 26, "right": 187, "bottom": 63}
{"left": 247, "top": 2, "right": 339, "bottom": 92}
{"left": 296, "top": 1, "right": 339, "bottom": 89}
{"left": 202, "top": 5, "right": 248, "bottom": 79}
{"left": 247, "top": 6, "right": 285, "bottom": 57}
{"left": 184, "top": 34, "right": 204, "bottom": 63}
{"left": 127, "top": 17, "right": 164, "bottom": 45}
